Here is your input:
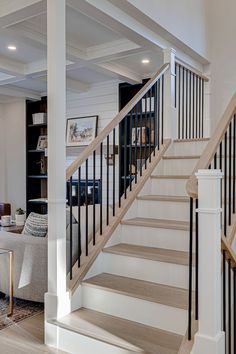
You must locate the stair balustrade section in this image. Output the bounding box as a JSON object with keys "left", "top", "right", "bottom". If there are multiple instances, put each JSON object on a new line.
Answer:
{"left": 65, "top": 63, "right": 169, "bottom": 282}
{"left": 186, "top": 92, "right": 236, "bottom": 354}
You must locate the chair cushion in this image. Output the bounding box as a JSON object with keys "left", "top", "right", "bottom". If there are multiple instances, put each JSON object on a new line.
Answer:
{"left": 22, "top": 212, "right": 48, "bottom": 237}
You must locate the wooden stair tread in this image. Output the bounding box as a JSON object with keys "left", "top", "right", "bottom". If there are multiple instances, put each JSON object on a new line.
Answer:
{"left": 163, "top": 155, "right": 200, "bottom": 160}
{"left": 121, "top": 217, "right": 191, "bottom": 231}
{"left": 137, "top": 195, "right": 189, "bottom": 202}
{"left": 103, "top": 243, "right": 189, "bottom": 265}
{"left": 54, "top": 308, "right": 183, "bottom": 354}
{"left": 151, "top": 175, "right": 190, "bottom": 179}
{"left": 83, "top": 273, "right": 188, "bottom": 310}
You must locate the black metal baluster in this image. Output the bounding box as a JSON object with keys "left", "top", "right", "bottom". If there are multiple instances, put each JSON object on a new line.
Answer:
{"left": 149, "top": 88, "right": 152, "bottom": 161}
{"left": 234, "top": 267, "right": 236, "bottom": 354}
{"left": 182, "top": 66, "right": 185, "bottom": 139}
{"left": 100, "top": 142, "right": 103, "bottom": 234}
{"left": 145, "top": 96, "right": 147, "bottom": 169}
{"left": 214, "top": 152, "right": 217, "bottom": 169}
{"left": 202, "top": 79, "right": 204, "bottom": 137}
{"left": 220, "top": 141, "right": 222, "bottom": 171}
{"left": 69, "top": 176, "right": 73, "bottom": 279}
{"left": 223, "top": 250, "right": 226, "bottom": 332}
{"left": 107, "top": 135, "right": 109, "bottom": 225}
{"left": 224, "top": 132, "right": 228, "bottom": 236}
{"left": 196, "top": 76, "right": 198, "bottom": 138}
{"left": 189, "top": 71, "right": 192, "bottom": 139}
{"left": 161, "top": 76, "right": 164, "bottom": 145}
{"left": 192, "top": 74, "right": 195, "bottom": 138}
{"left": 78, "top": 167, "right": 81, "bottom": 267}
{"left": 135, "top": 105, "right": 138, "bottom": 182}
{"left": 175, "top": 62, "right": 177, "bottom": 108}
{"left": 85, "top": 159, "right": 88, "bottom": 256}
{"left": 93, "top": 151, "right": 96, "bottom": 245}
{"left": 157, "top": 80, "right": 160, "bottom": 150}
{"left": 113, "top": 128, "right": 116, "bottom": 217}
{"left": 229, "top": 122, "right": 232, "bottom": 226}
{"left": 234, "top": 115, "right": 236, "bottom": 214}
{"left": 129, "top": 113, "right": 133, "bottom": 190}
{"left": 118, "top": 123, "right": 122, "bottom": 208}
{"left": 199, "top": 78, "right": 201, "bottom": 139}
{"left": 188, "top": 197, "right": 193, "bottom": 340}
{"left": 178, "top": 64, "right": 181, "bottom": 139}
{"left": 195, "top": 198, "right": 199, "bottom": 320}
{"left": 123, "top": 116, "right": 127, "bottom": 198}
{"left": 186, "top": 69, "right": 188, "bottom": 139}
{"left": 153, "top": 82, "right": 157, "bottom": 156}
{"left": 228, "top": 259, "right": 232, "bottom": 354}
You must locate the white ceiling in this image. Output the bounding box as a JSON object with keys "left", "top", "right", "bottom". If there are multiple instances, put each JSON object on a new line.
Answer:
{"left": 0, "top": 0, "right": 164, "bottom": 102}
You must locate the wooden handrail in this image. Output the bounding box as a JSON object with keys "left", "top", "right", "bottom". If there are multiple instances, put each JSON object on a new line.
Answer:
{"left": 66, "top": 63, "right": 169, "bottom": 180}
{"left": 186, "top": 91, "right": 236, "bottom": 198}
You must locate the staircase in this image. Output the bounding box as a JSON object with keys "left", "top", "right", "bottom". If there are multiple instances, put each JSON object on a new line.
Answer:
{"left": 49, "top": 138, "right": 208, "bottom": 354}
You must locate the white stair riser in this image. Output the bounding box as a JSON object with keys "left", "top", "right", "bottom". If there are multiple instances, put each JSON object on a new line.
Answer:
{"left": 102, "top": 253, "right": 191, "bottom": 289}
{"left": 167, "top": 141, "right": 208, "bottom": 156}
{"left": 153, "top": 159, "right": 198, "bottom": 175}
{"left": 151, "top": 178, "right": 188, "bottom": 196}
{"left": 121, "top": 224, "right": 191, "bottom": 251}
{"left": 57, "top": 326, "right": 134, "bottom": 354}
{"left": 136, "top": 200, "right": 189, "bottom": 221}
{"left": 82, "top": 285, "right": 187, "bottom": 335}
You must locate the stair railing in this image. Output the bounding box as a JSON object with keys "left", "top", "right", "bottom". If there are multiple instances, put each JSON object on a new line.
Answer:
{"left": 175, "top": 59, "right": 209, "bottom": 140}
{"left": 186, "top": 92, "right": 236, "bottom": 353}
{"left": 66, "top": 63, "right": 169, "bottom": 282}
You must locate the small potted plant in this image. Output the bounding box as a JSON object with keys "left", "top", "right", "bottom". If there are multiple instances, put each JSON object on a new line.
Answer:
{"left": 15, "top": 208, "right": 26, "bottom": 226}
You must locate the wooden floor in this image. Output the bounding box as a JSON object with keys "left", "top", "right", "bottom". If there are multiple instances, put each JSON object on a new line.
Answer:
{"left": 0, "top": 313, "right": 67, "bottom": 354}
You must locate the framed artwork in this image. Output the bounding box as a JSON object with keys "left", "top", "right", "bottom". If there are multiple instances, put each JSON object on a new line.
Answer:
{"left": 66, "top": 116, "right": 98, "bottom": 147}
{"left": 37, "top": 135, "right": 47, "bottom": 150}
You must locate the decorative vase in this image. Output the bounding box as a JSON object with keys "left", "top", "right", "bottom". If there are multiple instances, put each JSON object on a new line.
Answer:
{"left": 15, "top": 213, "right": 26, "bottom": 226}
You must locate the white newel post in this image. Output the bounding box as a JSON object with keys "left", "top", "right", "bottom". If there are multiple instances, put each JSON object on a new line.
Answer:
{"left": 163, "top": 48, "right": 177, "bottom": 139}
{"left": 191, "top": 170, "right": 225, "bottom": 354}
{"left": 45, "top": 0, "right": 70, "bottom": 346}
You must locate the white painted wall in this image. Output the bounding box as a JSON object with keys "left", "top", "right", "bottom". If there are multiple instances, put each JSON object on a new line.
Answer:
{"left": 0, "top": 100, "right": 26, "bottom": 215}
{"left": 206, "top": 0, "right": 236, "bottom": 129}
{"left": 127, "top": 0, "right": 208, "bottom": 59}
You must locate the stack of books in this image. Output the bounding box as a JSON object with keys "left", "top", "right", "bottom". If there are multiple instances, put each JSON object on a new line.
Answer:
{"left": 32, "top": 113, "right": 47, "bottom": 125}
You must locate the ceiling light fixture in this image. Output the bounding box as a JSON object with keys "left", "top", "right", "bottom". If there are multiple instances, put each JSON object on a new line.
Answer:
{"left": 142, "top": 59, "right": 150, "bottom": 64}
{"left": 8, "top": 45, "right": 16, "bottom": 51}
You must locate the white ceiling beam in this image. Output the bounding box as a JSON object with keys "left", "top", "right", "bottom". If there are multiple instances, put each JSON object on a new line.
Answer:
{"left": 95, "top": 62, "right": 142, "bottom": 84}
{"left": 0, "top": 84, "right": 41, "bottom": 100}
{"left": 86, "top": 38, "right": 141, "bottom": 62}
{"left": 0, "top": 0, "right": 46, "bottom": 28}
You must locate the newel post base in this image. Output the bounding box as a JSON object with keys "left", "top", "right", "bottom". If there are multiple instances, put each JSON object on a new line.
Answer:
{"left": 191, "top": 169, "right": 225, "bottom": 354}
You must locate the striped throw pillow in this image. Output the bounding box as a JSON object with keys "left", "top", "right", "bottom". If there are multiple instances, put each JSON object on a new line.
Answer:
{"left": 22, "top": 213, "right": 48, "bottom": 237}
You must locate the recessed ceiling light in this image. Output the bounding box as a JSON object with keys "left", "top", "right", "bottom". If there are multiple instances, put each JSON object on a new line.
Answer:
{"left": 8, "top": 45, "right": 16, "bottom": 51}
{"left": 142, "top": 59, "right": 150, "bottom": 64}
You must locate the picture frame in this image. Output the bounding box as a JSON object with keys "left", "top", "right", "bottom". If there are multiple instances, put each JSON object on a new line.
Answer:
{"left": 37, "top": 135, "right": 47, "bottom": 150}
{"left": 66, "top": 116, "right": 98, "bottom": 147}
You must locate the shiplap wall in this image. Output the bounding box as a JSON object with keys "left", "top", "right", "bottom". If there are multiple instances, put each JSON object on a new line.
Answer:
{"left": 66, "top": 80, "right": 120, "bottom": 204}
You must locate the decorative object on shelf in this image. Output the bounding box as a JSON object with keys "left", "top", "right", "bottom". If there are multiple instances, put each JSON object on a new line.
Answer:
{"left": 36, "top": 135, "right": 47, "bottom": 150}
{"left": 66, "top": 115, "right": 98, "bottom": 147}
{"left": 36, "top": 156, "right": 47, "bottom": 175}
{"left": 141, "top": 96, "right": 155, "bottom": 112}
{"left": 32, "top": 112, "right": 47, "bottom": 125}
{"left": 104, "top": 145, "right": 118, "bottom": 165}
{"left": 131, "top": 127, "right": 149, "bottom": 145}
{"left": 15, "top": 208, "right": 26, "bottom": 226}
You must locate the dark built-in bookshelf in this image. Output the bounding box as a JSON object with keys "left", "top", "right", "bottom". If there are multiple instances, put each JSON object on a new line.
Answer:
{"left": 26, "top": 97, "right": 48, "bottom": 215}
{"left": 119, "top": 79, "right": 154, "bottom": 197}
